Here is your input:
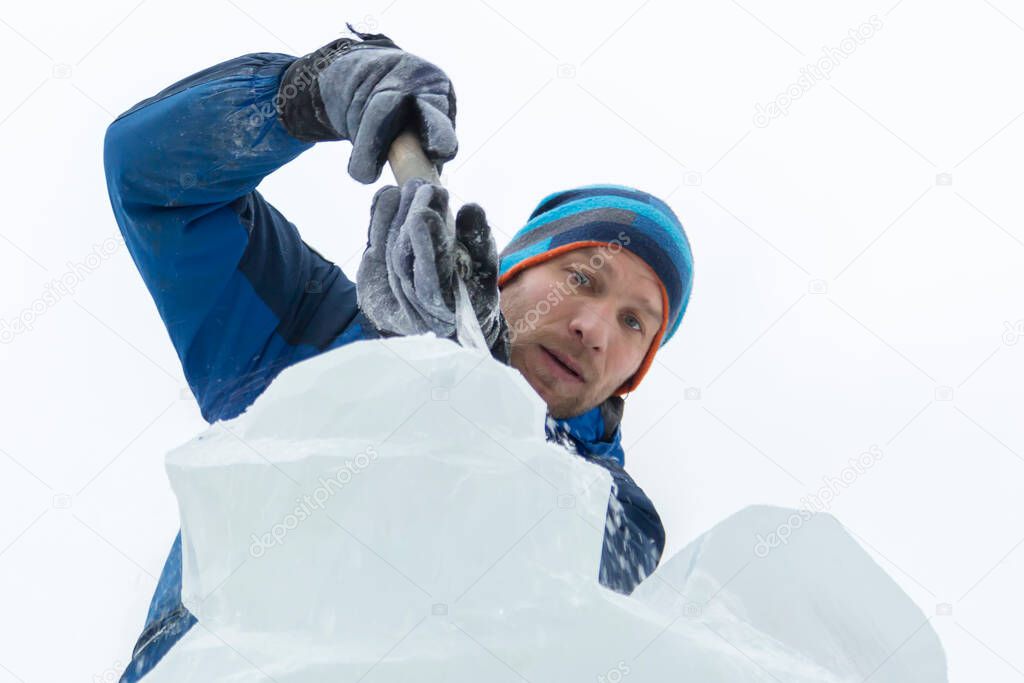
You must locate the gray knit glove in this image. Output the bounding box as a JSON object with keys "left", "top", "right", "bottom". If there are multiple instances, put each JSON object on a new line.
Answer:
{"left": 277, "top": 24, "right": 457, "bottom": 183}
{"left": 356, "top": 179, "right": 510, "bottom": 362}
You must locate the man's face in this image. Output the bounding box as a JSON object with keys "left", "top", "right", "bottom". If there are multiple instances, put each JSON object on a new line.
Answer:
{"left": 499, "top": 245, "right": 664, "bottom": 419}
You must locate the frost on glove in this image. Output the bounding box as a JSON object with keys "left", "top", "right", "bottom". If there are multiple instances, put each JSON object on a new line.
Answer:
{"left": 277, "top": 24, "right": 458, "bottom": 184}
{"left": 357, "top": 179, "right": 509, "bottom": 363}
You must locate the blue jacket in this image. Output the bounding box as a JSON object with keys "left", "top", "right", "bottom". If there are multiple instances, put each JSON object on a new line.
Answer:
{"left": 104, "top": 51, "right": 665, "bottom": 682}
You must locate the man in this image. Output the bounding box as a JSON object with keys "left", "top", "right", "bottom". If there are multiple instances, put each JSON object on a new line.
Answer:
{"left": 104, "top": 26, "right": 694, "bottom": 683}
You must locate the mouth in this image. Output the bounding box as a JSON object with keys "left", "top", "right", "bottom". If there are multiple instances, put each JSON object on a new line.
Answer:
{"left": 539, "top": 345, "right": 585, "bottom": 383}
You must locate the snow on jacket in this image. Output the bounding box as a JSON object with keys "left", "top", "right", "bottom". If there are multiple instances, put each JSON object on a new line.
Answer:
{"left": 103, "top": 51, "right": 666, "bottom": 682}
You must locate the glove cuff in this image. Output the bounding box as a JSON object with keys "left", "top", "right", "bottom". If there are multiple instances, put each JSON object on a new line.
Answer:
{"left": 277, "top": 40, "right": 350, "bottom": 142}
{"left": 277, "top": 26, "right": 402, "bottom": 143}
{"left": 486, "top": 312, "right": 512, "bottom": 365}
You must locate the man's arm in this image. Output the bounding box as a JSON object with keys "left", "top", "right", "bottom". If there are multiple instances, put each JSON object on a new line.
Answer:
{"left": 104, "top": 31, "right": 460, "bottom": 423}
{"left": 104, "top": 52, "right": 361, "bottom": 423}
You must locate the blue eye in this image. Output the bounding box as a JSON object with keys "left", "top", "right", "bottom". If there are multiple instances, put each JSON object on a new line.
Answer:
{"left": 568, "top": 269, "right": 591, "bottom": 287}
{"left": 624, "top": 314, "right": 643, "bottom": 333}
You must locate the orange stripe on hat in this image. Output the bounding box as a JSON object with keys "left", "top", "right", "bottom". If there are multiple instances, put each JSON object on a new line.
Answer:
{"left": 497, "top": 241, "right": 671, "bottom": 396}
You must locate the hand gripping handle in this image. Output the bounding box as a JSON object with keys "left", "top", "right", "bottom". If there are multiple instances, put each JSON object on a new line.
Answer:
{"left": 385, "top": 130, "right": 489, "bottom": 353}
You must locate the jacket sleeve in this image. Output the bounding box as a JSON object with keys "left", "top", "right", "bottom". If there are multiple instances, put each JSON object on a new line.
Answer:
{"left": 103, "top": 52, "right": 371, "bottom": 423}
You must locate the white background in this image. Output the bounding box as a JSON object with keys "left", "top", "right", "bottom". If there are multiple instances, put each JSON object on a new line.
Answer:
{"left": 1, "top": 1, "right": 1022, "bottom": 680}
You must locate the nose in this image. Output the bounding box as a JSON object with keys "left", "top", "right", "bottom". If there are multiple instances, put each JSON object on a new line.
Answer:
{"left": 570, "top": 302, "right": 612, "bottom": 352}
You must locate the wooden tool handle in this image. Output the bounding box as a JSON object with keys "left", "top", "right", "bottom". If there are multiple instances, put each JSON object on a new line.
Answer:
{"left": 387, "top": 130, "right": 442, "bottom": 185}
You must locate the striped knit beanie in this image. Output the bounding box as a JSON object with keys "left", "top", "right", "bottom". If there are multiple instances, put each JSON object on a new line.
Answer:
{"left": 497, "top": 184, "right": 694, "bottom": 395}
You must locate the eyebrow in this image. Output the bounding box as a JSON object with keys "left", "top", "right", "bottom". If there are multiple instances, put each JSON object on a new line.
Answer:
{"left": 571, "top": 249, "right": 663, "bottom": 327}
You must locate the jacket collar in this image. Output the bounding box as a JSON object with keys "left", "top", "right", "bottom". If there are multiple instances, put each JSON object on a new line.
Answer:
{"left": 545, "top": 396, "right": 625, "bottom": 466}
